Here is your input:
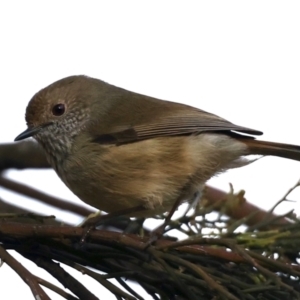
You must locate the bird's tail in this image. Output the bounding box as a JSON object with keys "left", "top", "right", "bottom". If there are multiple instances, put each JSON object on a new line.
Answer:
{"left": 242, "top": 139, "right": 300, "bottom": 161}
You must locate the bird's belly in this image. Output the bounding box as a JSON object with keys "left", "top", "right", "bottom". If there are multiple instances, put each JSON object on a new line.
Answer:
{"left": 58, "top": 134, "right": 248, "bottom": 217}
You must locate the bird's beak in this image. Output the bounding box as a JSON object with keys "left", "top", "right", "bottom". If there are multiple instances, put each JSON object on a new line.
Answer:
{"left": 14, "top": 126, "right": 42, "bottom": 141}
{"left": 14, "top": 123, "right": 52, "bottom": 141}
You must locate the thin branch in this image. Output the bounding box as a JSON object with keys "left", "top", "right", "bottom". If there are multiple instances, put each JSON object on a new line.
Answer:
{"left": 0, "top": 141, "right": 49, "bottom": 171}
{"left": 0, "top": 176, "right": 93, "bottom": 217}
{"left": 269, "top": 178, "right": 300, "bottom": 213}
{"left": 35, "top": 276, "right": 79, "bottom": 300}
{"left": 72, "top": 263, "right": 138, "bottom": 300}
{"left": 204, "top": 185, "right": 291, "bottom": 228}
{"left": 21, "top": 254, "right": 99, "bottom": 300}
{"left": 0, "top": 245, "right": 51, "bottom": 300}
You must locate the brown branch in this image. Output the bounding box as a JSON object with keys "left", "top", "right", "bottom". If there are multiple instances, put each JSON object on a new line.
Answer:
{"left": 21, "top": 254, "right": 99, "bottom": 300}
{"left": 205, "top": 185, "right": 291, "bottom": 227}
{"left": 72, "top": 263, "right": 138, "bottom": 300}
{"left": 0, "top": 245, "right": 51, "bottom": 300}
{"left": 35, "top": 276, "right": 79, "bottom": 300}
{"left": 0, "top": 141, "right": 49, "bottom": 171}
{"left": 0, "top": 176, "right": 93, "bottom": 217}
{"left": 0, "top": 222, "right": 290, "bottom": 269}
{"left": 0, "top": 221, "right": 299, "bottom": 299}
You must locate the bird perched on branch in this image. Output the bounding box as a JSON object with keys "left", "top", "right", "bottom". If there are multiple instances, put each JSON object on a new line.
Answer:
{"left": 15, "top": 75, "right": 300, "bottom": 218}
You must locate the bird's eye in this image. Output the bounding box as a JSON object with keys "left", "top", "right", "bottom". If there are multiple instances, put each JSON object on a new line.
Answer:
{"left": 52, "top": 104, "right": 65, "bottom": 116}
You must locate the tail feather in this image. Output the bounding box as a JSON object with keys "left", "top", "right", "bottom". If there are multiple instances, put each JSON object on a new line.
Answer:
{"left": 242, "top": 139, "right": 300, "bottom": 161}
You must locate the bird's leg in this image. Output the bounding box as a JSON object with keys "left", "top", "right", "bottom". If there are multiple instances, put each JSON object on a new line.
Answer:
{"left": 181, "top": 189, "right": 203, "bottom": 216}
{"left": 79, "top": 204, "right": 147, "bottom": 244}
{"left": 79, "top": 205, "right": 147, "bottom": 227}
{"left": 146, "top": 195, "right": 185, "bottom": 246}
{"left": 147, "top": 189, "right": 203, "bottom": 246}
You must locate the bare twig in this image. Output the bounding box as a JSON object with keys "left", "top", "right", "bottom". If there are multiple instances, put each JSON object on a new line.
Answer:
{"left": 21, "top": 254, "right": 99, "bottom": 300}
{"left": 35, "top": 276, "right": 79, "bottom": 300}
{"left": 0, "top": 245, "right": 51, "bottom": 300}
{"left": 0, "top": 176, "right": 93, "bottom": 217}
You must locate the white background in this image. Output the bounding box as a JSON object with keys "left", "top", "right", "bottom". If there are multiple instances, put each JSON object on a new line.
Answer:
{"left": 1, "top": 1, "right": 300, "bottom": 299}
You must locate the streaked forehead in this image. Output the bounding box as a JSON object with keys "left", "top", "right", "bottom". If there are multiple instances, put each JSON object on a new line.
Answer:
{"left": 34, "top": 76, "right": 86, "bottom": 98}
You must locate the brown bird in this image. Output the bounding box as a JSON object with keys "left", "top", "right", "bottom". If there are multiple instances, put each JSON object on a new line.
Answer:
{"left": 15, "top": 75, "right": 300, "bottom": 218}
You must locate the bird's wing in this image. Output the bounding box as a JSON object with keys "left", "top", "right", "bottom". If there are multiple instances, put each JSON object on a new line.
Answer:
{"left": 92, "top": 97, "right": 262, "bottom": 145}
